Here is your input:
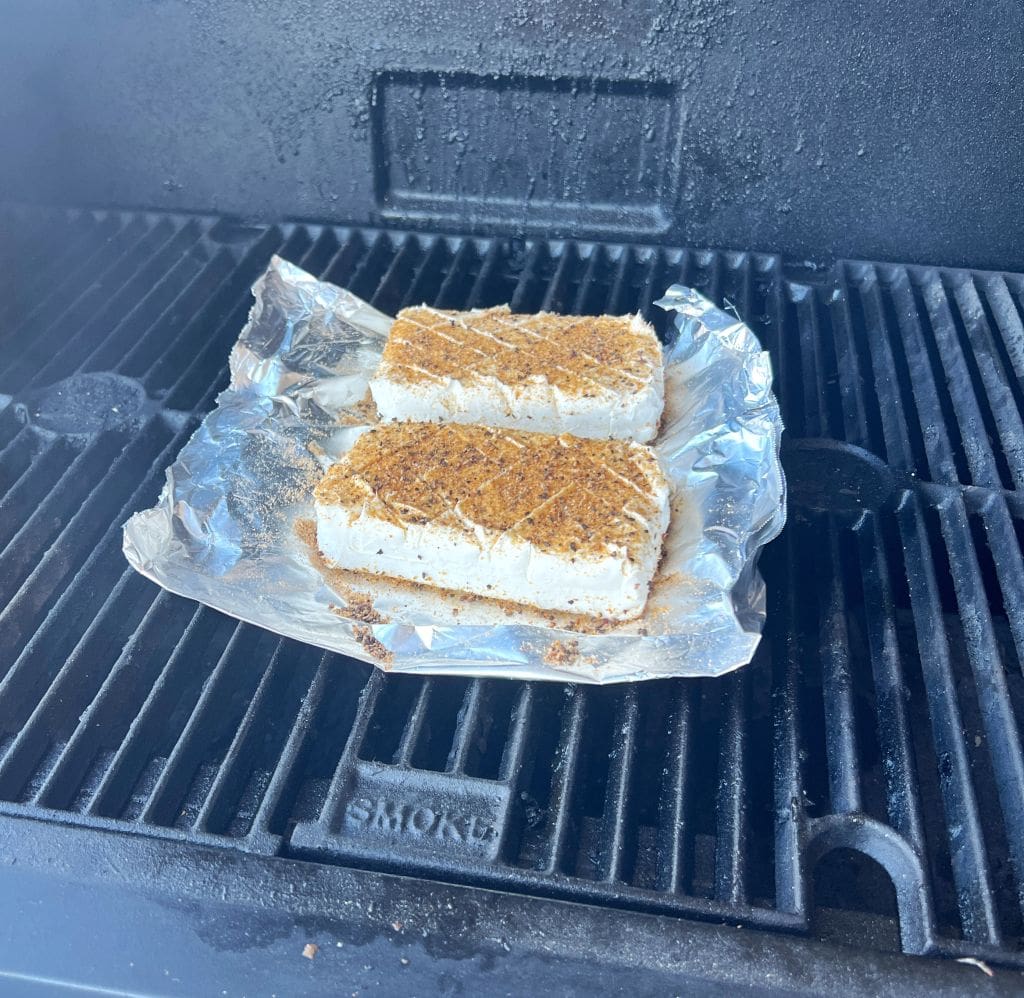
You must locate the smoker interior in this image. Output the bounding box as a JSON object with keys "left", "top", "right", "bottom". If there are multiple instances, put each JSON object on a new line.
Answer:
{"left": 1, "top": 207, "right": 1023, "bottom": 992}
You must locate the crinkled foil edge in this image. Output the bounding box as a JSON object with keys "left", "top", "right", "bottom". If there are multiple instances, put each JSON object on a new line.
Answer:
{"left": 123, "top": 257, "right": 786, "bottom": 683}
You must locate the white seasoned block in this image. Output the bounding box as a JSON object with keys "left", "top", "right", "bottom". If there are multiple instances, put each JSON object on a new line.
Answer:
{"left": 369, "top": 305, "right": 664, "bottom": 442}
{"left": 314, "top": 422, "right": 671, "bottom": 621}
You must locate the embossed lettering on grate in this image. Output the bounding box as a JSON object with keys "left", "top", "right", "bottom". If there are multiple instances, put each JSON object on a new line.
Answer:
{"left": 1, "top": 206, "right": 1023, "bottom": 967}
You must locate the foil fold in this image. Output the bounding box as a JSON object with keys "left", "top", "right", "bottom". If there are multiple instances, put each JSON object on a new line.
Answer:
{"left": 123, "top": 256, "right": 786, "bottom": 683}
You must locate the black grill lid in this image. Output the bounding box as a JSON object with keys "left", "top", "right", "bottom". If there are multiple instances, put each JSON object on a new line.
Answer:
{"left": 1, "top": 207, "right": 1023, "bottom": 976}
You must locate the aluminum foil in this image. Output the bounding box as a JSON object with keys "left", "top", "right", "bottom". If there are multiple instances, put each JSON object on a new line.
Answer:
{"left": 123, "top": 256, "right": 786, "bottom": 683}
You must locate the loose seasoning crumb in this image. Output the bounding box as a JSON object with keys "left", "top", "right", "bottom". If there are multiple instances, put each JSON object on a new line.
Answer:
{"left": 328, "top": 597, "right": 387, "bottom": 625}
{"left": 544, "top": 639, "right": 580, "bottom": 665}
{"left": 302, "top": 944, "right": 319, "bottom": 960}
{"left": 335, "top": 391, "right": 379, "bottom": 426}
{"left": 352, "top": 625, "right": 394, "bottom": 665}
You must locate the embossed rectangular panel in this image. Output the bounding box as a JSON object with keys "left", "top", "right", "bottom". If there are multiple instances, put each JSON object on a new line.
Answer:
{"left": 330, "top": 762, "right": 508, "bottom": 862}
{"left": 373, "top": 71, "right": 679, "bottom": 235}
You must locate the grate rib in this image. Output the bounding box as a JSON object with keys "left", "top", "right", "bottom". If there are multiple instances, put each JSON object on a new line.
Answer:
{"left": 541, "top": 687, "right": 586, "bottom": 874}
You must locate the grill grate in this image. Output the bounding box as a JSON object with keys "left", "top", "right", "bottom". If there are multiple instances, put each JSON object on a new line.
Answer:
{"left": 1, "top": 206, "right": 1023, "bottom": 965}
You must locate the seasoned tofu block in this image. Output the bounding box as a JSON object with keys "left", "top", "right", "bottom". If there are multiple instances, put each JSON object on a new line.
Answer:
{"left": 314, "top": 422, "right": 671, "bottom": 620}
{"left": 369, "top": 305, "right": 664, "bottom": 442}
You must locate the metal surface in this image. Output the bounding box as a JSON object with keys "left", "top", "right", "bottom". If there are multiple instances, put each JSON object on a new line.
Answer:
{"left": 5, "top": 816, "right": 1019, "bottom": 997}
{"left": 2, "top": 2, "right": 1024, "bottom": 270}
{"left": 2, "top": 208, "right": 1024, "bottom": 985}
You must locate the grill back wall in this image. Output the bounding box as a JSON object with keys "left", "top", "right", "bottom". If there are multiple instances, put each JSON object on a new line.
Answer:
{"left": 2, "top": 0, "right": 1023, "bottom": 269}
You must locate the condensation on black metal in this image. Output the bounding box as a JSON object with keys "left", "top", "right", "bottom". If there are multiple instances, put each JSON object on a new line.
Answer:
{"left": 1, "top": 207, "right": 1023, "bottom": 969}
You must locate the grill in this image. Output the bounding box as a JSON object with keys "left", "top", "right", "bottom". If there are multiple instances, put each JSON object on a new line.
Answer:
{"left": 2, "top": 206, "right": 1023, "bottom": 981}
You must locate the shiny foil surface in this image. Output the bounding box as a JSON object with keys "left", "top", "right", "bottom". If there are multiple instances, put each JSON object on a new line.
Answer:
{"left": 123, "top": 256, "right": 786, "bottom": 682}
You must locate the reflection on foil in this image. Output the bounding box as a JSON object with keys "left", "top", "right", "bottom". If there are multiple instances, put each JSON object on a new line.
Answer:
{"left": 123, "top": 257, "right": 786, "bottom": 683}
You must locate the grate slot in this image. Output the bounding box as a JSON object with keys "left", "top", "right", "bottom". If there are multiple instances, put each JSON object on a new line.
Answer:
{"left": 357, "top": 674, "right": 424, "bottom": 764}
{"left": 0, "top": 214, "right": 139, "bottom": 352}
{"left": 570, "top": 244, "right": 608, "bottom": 315}
{"left": 466, "top": 239, "right": 506, "bottom": 307}
{"left": 978, "top": 499, "right": 1024, "bottom": 674}
{"left": 319, "top": 229, "right": 367, "bottom": 287}
{"left": 0, "top": 212, "right": 108, "bottom": 328}
{"left": 787, "top": 285, "right": 823, "bottom": 439}
{"left": 976, "top": 275, "right": 1024, "bottom": 415}
{"left": 507, "top": 242, "right": 552, "bottom": 313}
{"left": 828, "top": 268, "right": 877, "bottom": 455}
{"left": 936, "top": 497, "right": 1024, "bottom": 927}
{"left": 319, "top": 671, "right": 387, "bottom": 828}
{"left": 21, "top": 220, "right": 210, "bottom": 390}
{"left": 853, "top": 268, "right": 921, "bottom": 472}
{"left": 195, "top": 641, "right": 321, "bottom": 838}
{"left": 0, "top": 218, "right": 182, "bottom": 389}
{"left": 347, "top": 233, "right": 398, "bottom": 302}
{"left": 401, "top": 237, "right": 453, "bottom": 308}
{"left": 0, "top": 423, "right": 167, "bottom": 661}
{"left": 0, "top": 438, "right": 77, "bottom": 550}
{"left": 897, "top": 492, "right": 1001, "bottom": 944}
{"left": 0, "top": 427, "right": 43, "bottom": 499}
{"left": 392, "top": 680, "right": 435, "bottom": 768}
{"left": 637, "top": 249, "right": 670, "bottom": 327}
{"left": 368, "top": 234, "right": 424, "bottom": 315}
{"left": 432, "top": 239, "right": 481, "bottom": 309}
{"left": 540, "top": 243, "right": 581, "bottom": 313}
{"left": 289, "top": 228, "right": 344, "bottom": 282}
{"left": 138, "top": 626, "right": 280, "bottom": 828}
{"left": 447, "top": 681, "right": 487, "bottom": 775}
{"left": 603, "top": 247, "right": 637, "bottom": 316}
{"left": 31, "top": 594, "right": 202, "bottom": 812}
{"left": 409, "top": 679, "right": 472, "bottom": 773}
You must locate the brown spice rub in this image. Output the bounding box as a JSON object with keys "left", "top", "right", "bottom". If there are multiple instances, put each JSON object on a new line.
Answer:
{"left": 381, "top": 305, "right": 661, "bottom": 397}
{"left": 313, "top": 422, "right": 668, "bottom": 560}
{"left": 328, "top": 598, "right": 387, "bottom": 625}
{"left": 543, "top": 639, "right": 580, "bottom": 665}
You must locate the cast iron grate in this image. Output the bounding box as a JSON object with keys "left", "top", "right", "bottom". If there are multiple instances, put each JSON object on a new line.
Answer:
{"left": 0, "top": 206, "right": 1023, "bottom": 966}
